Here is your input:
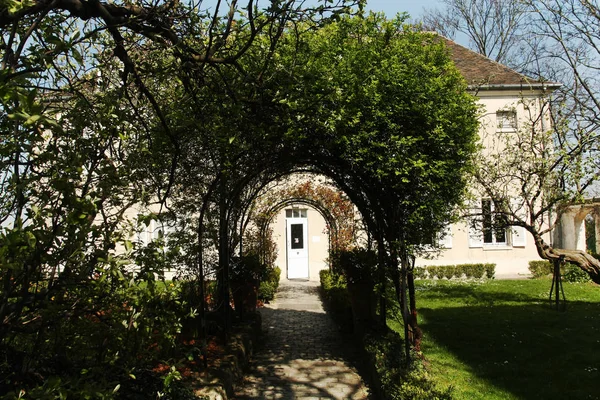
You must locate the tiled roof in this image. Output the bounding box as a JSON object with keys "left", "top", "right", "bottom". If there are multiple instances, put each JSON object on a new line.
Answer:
{"left": 436, "top": 35, "right": 559, "bottom": 89}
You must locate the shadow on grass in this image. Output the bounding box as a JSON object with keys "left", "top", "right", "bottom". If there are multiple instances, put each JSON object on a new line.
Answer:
{"left": 419, "top": 299, "right": 600, "bottom": 399}
{"left": 414, "top": 281, "right": 545, "bottom": 305}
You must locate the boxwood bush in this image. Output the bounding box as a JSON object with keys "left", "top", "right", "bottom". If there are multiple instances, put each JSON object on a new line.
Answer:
{"left": 421, "top": 264, "right": 495, "bottom": 280}
{"left": 528, "top": 260, "right": 591, "bottom": 283}
{"left": 528, "top": 260, "right": 554, "bottom": 278}
{"left": 258, "top": 266, "right": 281, "bottom": 303}
{"left": 319, "top": 270, "right": 352, "bottom": 331}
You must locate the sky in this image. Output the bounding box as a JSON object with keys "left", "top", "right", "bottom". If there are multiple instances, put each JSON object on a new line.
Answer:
{"left": 200, "top": 1, "right": 445, "bottom": 21}
{"left": 364, "top": 0, "right": 442, "bottom": 20}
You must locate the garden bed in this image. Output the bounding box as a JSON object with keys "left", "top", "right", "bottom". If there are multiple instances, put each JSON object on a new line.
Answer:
{"left": 188, "top": 313, "right": 261, "bottom": 399}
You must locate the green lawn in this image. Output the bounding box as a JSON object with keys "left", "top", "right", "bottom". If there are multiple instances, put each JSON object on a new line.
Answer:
{"left": 389, "top": 279, "right": 600, "bottom": 400}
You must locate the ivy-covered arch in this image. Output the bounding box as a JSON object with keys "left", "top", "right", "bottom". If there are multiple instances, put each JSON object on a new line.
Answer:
{"left": 248, "top": 179, "right": 357, "bottom": 256}
{"left": 173, "top": 13, "right": 479, "bottom": 357}
{"left": 259, "top": 197, "right": 338, "bottom": 254}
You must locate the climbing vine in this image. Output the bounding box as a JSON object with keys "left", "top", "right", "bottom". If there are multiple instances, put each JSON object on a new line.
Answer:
{"left": 247, "top": 178, "right": 358, "bottom": 260}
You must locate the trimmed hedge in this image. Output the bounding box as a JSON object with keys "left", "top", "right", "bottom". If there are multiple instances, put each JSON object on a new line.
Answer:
{"left": 258, "top": 266, "right": 281, "bottom": 303}
{"left": 319, "top": 270, "right": 353, "bottom": 331}
{"left": 528, "top": 260, "right": 591, "bottom": 283}
{"left": 528, "top": 260, "right": 554, "bottom": 278}
{"left": 418, "top": 263, "right": 496, "bottom": 280}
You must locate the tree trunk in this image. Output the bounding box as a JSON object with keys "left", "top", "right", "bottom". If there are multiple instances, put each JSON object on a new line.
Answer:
{"left": 534, "top": 235, "right": 600, "bottom": 284}
{"left": 217, "top": 176, "right": 231, "bottom": 335}
{"left": 407, "top": 271, "right": 422, "bottom": 351}
{"left": 376, "top": 236, "right": 387, "bottom": 327}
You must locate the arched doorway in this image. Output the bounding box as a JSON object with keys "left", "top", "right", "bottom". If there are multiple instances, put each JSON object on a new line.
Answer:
{"left": 557, "top": 202, "right": 600, "bottom": 253}
{"left": 271, "top": 203, "right": 328, "bottom": 280}
{"left": 245, "top": 176, "right": 358, "bottom": 281}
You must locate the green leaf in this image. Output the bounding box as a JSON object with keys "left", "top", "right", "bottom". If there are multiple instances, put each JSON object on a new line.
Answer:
{"left": 124, "top": 240, "right": 133, "bottom": 252}
{"left": 72, "top": 48, "right": 83, "bottom": 65}
{"left": 24, "top": 114, "right": 42, "bottom": 126}
{"left": 26, "top": 232, "right": 36, "bottom": 247}
{"left": 7, "top": 112, "right": 30, "bottom": 121}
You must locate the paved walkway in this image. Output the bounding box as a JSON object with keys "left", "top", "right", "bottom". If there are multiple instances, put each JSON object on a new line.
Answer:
{"left": 235, "top": 280, "right": 371, "bottom": 399}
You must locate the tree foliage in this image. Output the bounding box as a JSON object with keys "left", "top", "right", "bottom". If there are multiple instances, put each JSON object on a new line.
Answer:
{"left": 0, "top": 0, "right": 362, "bottom": 395}
{"left": 0, "top": 0, "right": 482, "bottom": 392}
{"left": 285, "top": 14, "right": 480, "bottom": 250}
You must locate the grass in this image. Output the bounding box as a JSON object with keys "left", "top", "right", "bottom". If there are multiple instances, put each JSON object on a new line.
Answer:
{"left": 388, "top": 279, "right": 600, "bottom": 400}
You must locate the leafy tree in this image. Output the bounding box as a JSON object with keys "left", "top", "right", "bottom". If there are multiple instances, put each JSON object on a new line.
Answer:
{"left": 0, "top": 0, "right": 362, "bottom": 395}
{"left": 253, "top": 14, "right": 480, "bottom": 356}
{"left": 1, "top": 0, "right": 480, "bottom": 387}
{"left": 157, "top": 12, "right": 479, "bottom": 355}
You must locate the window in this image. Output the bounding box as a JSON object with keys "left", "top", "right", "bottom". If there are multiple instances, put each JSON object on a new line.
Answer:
{"left": 285, "top": 208, "right": 307, "bottom": 218}
{"left": 290, "top": 223, "right": 304, "bottom": 249}
{"left": 496, "top": 110, "right": 517, "bottom": 131}
{"left": 469, "top": 198, "right": 528, "bottom": 248}
{"left": 482, "top": 199, "right": 508, "bottom": 245}
{"left": 421, "top": 225, "right": 453, "bottom": 249}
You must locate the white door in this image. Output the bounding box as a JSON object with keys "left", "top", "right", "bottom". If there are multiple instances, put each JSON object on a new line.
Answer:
{"left": 286, "top": 217, "right": 309, "bottom": 279}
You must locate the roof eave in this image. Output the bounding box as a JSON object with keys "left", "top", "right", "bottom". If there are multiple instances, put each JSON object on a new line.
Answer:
{"left": 467, "top": 82, "right": 562, "bottom": 92}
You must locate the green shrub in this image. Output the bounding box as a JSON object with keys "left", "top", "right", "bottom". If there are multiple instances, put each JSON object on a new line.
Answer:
{"left": 529, "top": 260, "right": 553, "bottom": 278}
{"left": 258, "top": 266, "right": 281, "bottom": 302}
{"left": 426, "top": 266, "right": 438, "bottom": 279}
{"left": 462, "top": 264, "right": 474, "bottom": 279}
{"left": 443, "top": 266, "right": 455, "bottom": 280}
{"left": 333, "top": 248, "right": 377, "bottom": 284}
{"left": 320, "top": 269, "right": 345, "bottom": 291}
{"left": 319, "top": 270, "right": 352, "bottom": 330}
{"left": 413, "top": 267, "right": 428, "bottom": 279}
{"left": 471, "top": 263, "right": 485, "bottom": 279}
{"left": 363, "top": 329, "right": 453, "bottom": 400}
{"left": 230, "top": 253, "right": 264, "bottom": 281}
{"left": 435, "top": 267, "right": 447, "bottom": 279}
{"left": 528, "top": 260, "right": 588, "bottom": 282}
{"left": 484, "top": 263, "right": 496, "bottom": 279}
{"left": 422, "top": 264, "right": 495, "bottom": 280}
{"left": 258, "top": 280, "right": 277, "bottom": 302}
{"left": 453, "top": 265, "right": 465, "bottom": 279}
{"left": 563, "top": 264, "right": 591, "bottom": 283}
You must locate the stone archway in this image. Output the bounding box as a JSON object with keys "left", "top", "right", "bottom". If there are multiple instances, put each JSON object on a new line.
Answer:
{"left": 557, "top": 201, "right": 600, "bottom": 252}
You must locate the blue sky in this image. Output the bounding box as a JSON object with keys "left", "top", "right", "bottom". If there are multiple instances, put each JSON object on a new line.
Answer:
{"left": 364, "top": 0, "right": 442, "bottom": 20}
{"left": 200, "top": 1, "right": 445, "bottom": 20}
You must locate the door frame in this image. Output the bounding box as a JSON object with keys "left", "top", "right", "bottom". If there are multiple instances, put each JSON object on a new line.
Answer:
{"left": 286, "top": 216, "right": 309, "bottom": 279}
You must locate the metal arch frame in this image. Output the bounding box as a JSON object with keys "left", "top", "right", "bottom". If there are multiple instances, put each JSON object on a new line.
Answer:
{"left": 257, "top": 197, "right": 340, "bottom": 267}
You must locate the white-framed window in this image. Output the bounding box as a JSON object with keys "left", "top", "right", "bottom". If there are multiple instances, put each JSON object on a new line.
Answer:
{"left": 469, "top": 198, "right": 508, "bottom": 247}
{"left": 137, "top": 219, "right": 176, "bottom": 246}
{"left": 421, "top": 225, "right": 453, "bottom": 250}
{"left": 496, "top": 110, "right": 517, "bottom": 131}
{"left": 481, "top": 199, "right": 508, "bottom": 245}
{"left": 469, "top": 198, "right": 528, "bottom": 248}
{"left": 286, "top": 208, "right": 307, "bottom": 218}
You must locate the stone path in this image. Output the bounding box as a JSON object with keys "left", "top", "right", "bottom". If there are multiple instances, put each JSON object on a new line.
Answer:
{"left": 235, "top": 280, "right": 371, "bottom": 399}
